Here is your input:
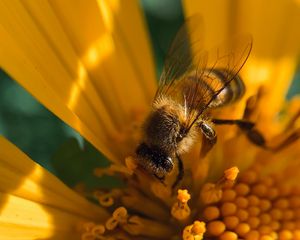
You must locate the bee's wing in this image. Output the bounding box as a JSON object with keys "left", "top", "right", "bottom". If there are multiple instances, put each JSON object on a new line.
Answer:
{"left": 155, "top": 16, "right": 252, "bottom": 129}
{"left": 155, "top": 15, "right": 206, "bottom": 99}
{"left": 186, "top": 35, "right": 252, "bottom": 127}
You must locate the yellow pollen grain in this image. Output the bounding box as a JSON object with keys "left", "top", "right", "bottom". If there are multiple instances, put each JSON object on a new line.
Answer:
{"left": 191, "top": 221, "right": 206, "bottom": 235}
{"left": 219, "top": 231, "right": 238, "bottom": 240}
{"left": 270, "top": 209, "right": 283, "bottom": 220}
{"left": 234, "top": 223, "right": 250, "bottom": 237}
{"left": 221, "top": 202, "right": 237, "bottom": 216}
{"left": 279, "top": 230, "right": 293, "bottom": 240}
{"left": 223, "top": 216, "right": 239, "bottom": 230}
{"left": 224, "top": 166, "right": 239, "bottom": 181}
{"left": 236, "top": 209, "right": 249, "bottom": 221}
{"left": 274, "top": 198, "right": 289, "bottom": 209}
{"left": 221, "top": 189, "right": 237, "bottom": 202}
{"left": 247, "top": 216, "right": 260, "bottom": 229}
{"left": 235, "top": 183, "right": 250, "bottom": 196}
{"left": 248, "top": 195, "right": 260, "bottom": 206}
{"left": 258, "top": 225, "right": 272, "bottom": 235}
{"left": 261, "top": 176, "right": 273, "bottom": 187}
{"left": 240, "top": 170, "right": 258, "bottom": 184}
{"left": 183, "top": 221, "right": 206, "bottom": 240}
{"left": 207, "top": 221, "right": 225, "bottom": 236}
{"left": 244, "top": 230, "right": 259, "bottom": 240}
{"left": 270, "top": 221, "right": 280, "bottom": 231}
{"left": 282, "top": 210, "right": 294, "bottom": 220}
{"left": 260, "top": 235, "right": 273, "bottom": 240}
{"left": 294, "top": 230, "right": 300, "bottom": 239}
{"left": 259, "top": 199, "right": 271, "bottom": 211}
{"left": 200, "top": 183, "right": 222, "bottom": 204}
{"left": 290, "top": 196, "right": 300, "bottom": 208}
{"left": 282, "top": 221, "right": 295, "bottom": 230}
{"left": 267, "top": 187, "right": 279, "bottom": 200}
{"left": 252, "top": 184, "right": 267, "bottom": 197}
{"left": 235, "top": 196, "right": 249, "bottom": 208}
{"left": 295, "top": 209, "right": 300, "bottom": 218}
{"left": 248, "top": 206, "right": 260, "bottom": 217}
{"left": 203, "top": 206, "right": 220, "bottom": 221}
{"left": 260, "top": 213, "right": 272, "bottom": 225}
{"left": 278, "top": 184, "right": 291, "bottom": 197}
{"left": 178, "top": 189, "right": 191, "bottom": 203}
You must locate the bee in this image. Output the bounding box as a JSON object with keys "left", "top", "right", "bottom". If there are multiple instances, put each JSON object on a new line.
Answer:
{"left": 135, "top": 17, "right": 265, "bottom": 188}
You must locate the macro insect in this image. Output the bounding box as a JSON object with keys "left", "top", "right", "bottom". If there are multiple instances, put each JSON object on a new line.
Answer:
{"left": 135, "top": 17, "right": 266, "bottom": 188}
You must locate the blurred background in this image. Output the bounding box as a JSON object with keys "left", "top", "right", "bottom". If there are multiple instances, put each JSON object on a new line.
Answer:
{"left": 0, "top": 0, "right": 299, "bottom": 188}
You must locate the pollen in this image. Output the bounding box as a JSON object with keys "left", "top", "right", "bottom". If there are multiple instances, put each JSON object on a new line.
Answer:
{"left": 200, "top": 166, "right": 300, "bottom": 239}
{"left": 224, "top": 166, "right": 239, "bottom": 181}
{"left": 183, "top": 221, "right": 206, "bottom": 240}
{"left": 171, "top": 189, "right": 191, "bottom": 221}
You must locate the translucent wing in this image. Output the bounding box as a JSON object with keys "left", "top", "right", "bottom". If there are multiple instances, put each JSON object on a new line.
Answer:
{"left": 155, "top": 16, "right": 252, "bottom": 129}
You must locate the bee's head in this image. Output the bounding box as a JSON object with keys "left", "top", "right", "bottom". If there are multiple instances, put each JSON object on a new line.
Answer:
{"left": 135, "top": 143, "right": 174, "bottom": 179}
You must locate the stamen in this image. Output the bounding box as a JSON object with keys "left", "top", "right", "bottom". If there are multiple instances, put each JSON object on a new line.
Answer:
{"left": 171, "top": 189, "right": 191, "bottom": 221}
{"left": 91, "top": 225, "right": 105, "bottom": 237}
{"left": 125, "top": 156, "right": 138, "bottom": 173}
{"left": 183, "top": 221, "right": 206, "bottom": 240}
{"left": 79, "top": 222, "right": 105, "bottom": 240}
{"left": 122, "top": 215, "right": 174, "bottom": 238}
{"left": 121, "top": 188, "right": 169, "bottom": 221}
{"left": 224, "top": 167, "right": 239, "bottom": 181}
{"left": 200, "top": 183, "right": 222, "bottom": 204}
{"left": 150, "top": 182, "right": 172, "bottom": 205}
{"left": 200, "top": 167, "right": 240, "bottom": 205}
{"left": 106, "top": 207, "right": 128, "bottom": 230}
{"left": 94, "top": 191, "right": 115, "bottom": 207}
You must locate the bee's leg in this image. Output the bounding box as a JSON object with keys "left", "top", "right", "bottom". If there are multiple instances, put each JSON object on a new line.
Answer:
{"left": 198, "top": 121, "right": 217, "bottom": 157}
{"left": 172, "top": 154, "right": 184, "bottom": 189}
{"left": 212, "top": 119, "right": 266, "bottom": 148}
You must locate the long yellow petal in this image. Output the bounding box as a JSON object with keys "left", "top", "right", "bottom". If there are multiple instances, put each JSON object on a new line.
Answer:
{"left": 0, "top": 0, "right": 156, "bottom": 163}
{"left": 0, "top": 136, "right": 109, "bottom": 239}
{"left": 183, "top": 0, "right": 300, "bottom": 122}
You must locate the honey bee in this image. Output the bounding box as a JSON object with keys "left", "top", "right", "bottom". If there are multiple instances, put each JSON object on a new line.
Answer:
{"left": 135, "top": 17, "right": 265, "bottom": 188}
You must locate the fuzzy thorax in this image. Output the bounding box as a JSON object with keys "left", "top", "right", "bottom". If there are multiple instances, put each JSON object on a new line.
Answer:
{"left": 142, "top": 96, "right": 199, "bottom": 155}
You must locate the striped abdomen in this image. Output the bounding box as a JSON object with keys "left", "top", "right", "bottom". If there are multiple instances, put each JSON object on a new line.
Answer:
{"left": 202, "top": 68, "right": 246, "bottom": 108}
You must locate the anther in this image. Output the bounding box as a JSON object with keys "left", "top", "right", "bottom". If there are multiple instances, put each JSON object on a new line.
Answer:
{"left": 183, "top": 221, "right": 206, "bottom": 240}
{"left": 171, "top": 189, "right": 191, "bottom": 221}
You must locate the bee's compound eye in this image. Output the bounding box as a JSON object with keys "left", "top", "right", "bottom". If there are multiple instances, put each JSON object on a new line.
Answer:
{"left": 136, "top": 143, "right": 174, "bottom": 174}
{"left": 164, "top": 157, "right": 174, "bottom": 172}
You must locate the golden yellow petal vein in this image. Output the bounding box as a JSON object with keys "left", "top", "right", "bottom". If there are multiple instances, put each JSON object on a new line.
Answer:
{"left": 0, "top": 0, "right": 157, "bottom": 163}
{"left": 0, "top": 193, "right": 88, "bottom": 240}
{"left": 0, "top": 136, "right": 109, "bottom": 222}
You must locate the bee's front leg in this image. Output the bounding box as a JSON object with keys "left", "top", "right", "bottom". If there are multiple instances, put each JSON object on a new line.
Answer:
{"left": 198, "top": 121, "right": 217, "bottom": 157}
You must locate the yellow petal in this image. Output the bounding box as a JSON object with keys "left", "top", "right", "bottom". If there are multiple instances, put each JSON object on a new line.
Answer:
{"left": 0, "top": 136, "right": 109, "bottom": 238}
{"left": 0, "top": 0, "right": 156, "bottom": 163}
{"left": 183, "top": 0, "right": 300, "bottom": 121}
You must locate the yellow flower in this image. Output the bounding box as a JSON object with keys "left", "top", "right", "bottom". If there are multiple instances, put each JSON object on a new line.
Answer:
{"left": 0, "top": 0, "right": 300, "bottom": 240}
